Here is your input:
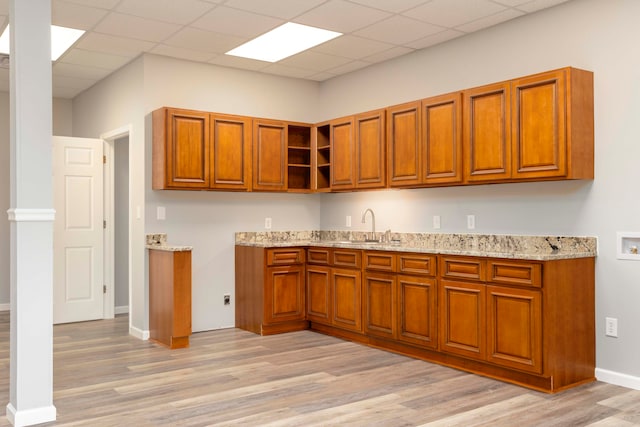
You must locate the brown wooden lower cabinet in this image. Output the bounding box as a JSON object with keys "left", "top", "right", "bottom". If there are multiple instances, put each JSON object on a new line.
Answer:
{"left": 235, "top": 246, "right": 308, "bottom": 335}
{"left": 149, "top": 248, "right": 192, "bottom": 349}
{"left": 235, "top": 245, "right": 595, "bottom": 393}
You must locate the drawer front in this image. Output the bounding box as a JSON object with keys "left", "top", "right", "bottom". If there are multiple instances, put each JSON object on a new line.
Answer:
{"left": 307, "top": 248, "right": 331, "bottom": 265}
{"left": 364, "top": 252, "right": 396, "bottom": 272}
{"left": 266, "top": 248, "right": 305, "bottom": 266}
{"left": 332, "top": 249, "right": 362, "bottom": 269}
{"left": 440, "top": 256, "right": 486, "bottom": 281}
{"left": 488, "top": 260, "right": 542, "bottom": 288}
{"left": 398, "top": 254, "right": 436, "bottom": 276}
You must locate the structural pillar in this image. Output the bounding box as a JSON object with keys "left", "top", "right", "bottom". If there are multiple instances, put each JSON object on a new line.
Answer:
{"left": 6, "top": 1, "right": 56, "bottom": 426}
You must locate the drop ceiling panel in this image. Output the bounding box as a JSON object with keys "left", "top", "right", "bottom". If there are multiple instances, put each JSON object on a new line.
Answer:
{"left": 115, "top": 0, "right": 216, "bottom": 25}
{"left": 327, "top": 60, "right": 371, "bottom": 75}
{"left": 58, "top": 48, "right": 132, "bottom": 70}
{"left": 93, "top": 12, "right": 182, "bottom": 43}
{"left": 516, "top": 0, "right": 571, "bottom": 13}
{"left": 53, "top": 74, "right": 99, "bottom": 90}
{"left": 355, "top": 15, "right": 445, "bottom": 45}
{"left": 52, "top": 0, "right": 109, "bottom": 30}
{"left": 406, "top": 0, "right": 508, "bottom": 28}
{"left": 163, "top": 27, "right": 244, "bottom": 54}
{"left": 223, "top": 0, "right": 327, "bottom": 20}
{"left": 280, "top": 50, "right": 353, "bottom": 72}
{"left": 61, "top": 0, "right": 120, "bottom": 9}
{"left": 53, "top": 62, "right": 113, "bottom": 80}
{"left": 75, "top": 32, "right": 155, "bottom": 57}
{"left": 456, "top": 8, "right": 525, "bottom": 33}
{"left": 406, "top": 29, "right": 466, "bottom": 50}
{"left": 295, "top": 0, "right": 391, "bottom": 33}
{"left": 191, "top": 6, "right": 283, "bottom": 38}
{"left": 151, "top": 44, "right": 216, "bottom": 62}
{"left": 313, "top": 35, "right": 395, "bottom": 60}
{"left": 347, "top": 0, "right": 432, "bottom": 14}
{"left": 261, "top": 63, "right": 317, "bottom": 79}
{"left": 362, "top": 46, "right": 415, "bottom": 63}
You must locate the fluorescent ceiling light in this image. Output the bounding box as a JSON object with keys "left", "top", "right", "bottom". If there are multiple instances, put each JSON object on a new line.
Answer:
{"left": 0, "top": 25, "right": 85, "bottom": 61}
{"left": 226, "top": 22, "right": 342, "bottom": 63}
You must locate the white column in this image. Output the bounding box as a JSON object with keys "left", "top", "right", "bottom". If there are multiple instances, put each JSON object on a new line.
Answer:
{"left": 6, "top": 1, "right": 56, "bottom": 426}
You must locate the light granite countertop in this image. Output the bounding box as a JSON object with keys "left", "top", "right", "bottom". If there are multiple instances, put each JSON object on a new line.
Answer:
{"left": 235, "top": 230, "right": 597, "bottom": 261}
{"left": 145, "top": 233, "right": 192, "bottom": 252}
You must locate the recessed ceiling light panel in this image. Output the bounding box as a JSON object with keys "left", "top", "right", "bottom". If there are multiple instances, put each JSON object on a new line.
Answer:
{"left": 226, "top": 22, "right": 342, "bottom": 63}
{"left": 0, "top": 24, "right": 85, "bottom": 61}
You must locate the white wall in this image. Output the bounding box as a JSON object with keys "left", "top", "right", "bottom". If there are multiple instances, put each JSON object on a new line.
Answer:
{"left": 142, "top": 55, "right": 322, "bottom": 331}
{"left": 318, "top": 0, "right": 640, "bottom": 382}
{"left": 0, "top": 93, "right": 73, "bottom": 308}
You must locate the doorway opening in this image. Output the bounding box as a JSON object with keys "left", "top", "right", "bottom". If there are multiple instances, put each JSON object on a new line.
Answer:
{"left": 102, "top": 125, "right": 132, "bottom": 322}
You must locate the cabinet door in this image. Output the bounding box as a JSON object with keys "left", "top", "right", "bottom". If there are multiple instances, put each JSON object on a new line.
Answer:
{"left": 355, "top": 109, "right": 386, "bottom": 189}
{"left": 463, "top": 82, "right": 511, "bottom": 182}
{"left": 253, "top": 119, "right": 287, "bottom": 191}
{"left": 364, "top": 272, "right": 395, "bottom": 339}
{"left": 397, "top": 275, "right": 437, "bottom": 349}
{"left": 330, "top": 117, "right": 356, "bottom": 190}
{"left": 264, "top": 265, "right": 305, "bottom": 324}
{"left": 307, "top": 265, "right": 332, "bottom": 325}
{"left": 512, "top": 69, "right": 567, "bottom": 179}
{"left": 422, "top": 93, "right": 463, "bottom": 185}
{"left": 439, "top": 279, "right": 486, "bottom": 360}
{"left": 164, "top": 108, "right": 210, "bottom": 189}
{"left": 211, "top": 114, "right": 252, "bottom": 190}
{"left": 487, "top": 285, "right": 542, "bottom": 373}
{"left": 332, "top": 268, "right": 362, "bottom": 332}
{"left": 387, "top": 102, "right": 421, "bottom": 187}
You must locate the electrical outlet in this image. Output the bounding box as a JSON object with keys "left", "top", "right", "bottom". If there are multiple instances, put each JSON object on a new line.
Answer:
{"left": 346, "top": 215, "right": 352, "bottom": 227}
{"left": 224, "top": 294, "right": 231, "bottom": 305}
{"left": 264, "top": 217, "right": 272, "bottom": 229}
{"left": 433, "top": 215, "right": 441, "bottom": 229}
{"left": 605, "top": 317, "right": 618, "bottom": 337}
{"left": 157, "top": 206, "right": 166, "bottom": 220}
{"left": 467, "top": 215, "right": 475, "bottom": 230}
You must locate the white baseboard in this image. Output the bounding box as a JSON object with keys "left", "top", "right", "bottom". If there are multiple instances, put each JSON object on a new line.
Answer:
{"left": 115, "top": 305, "right": 129, "bottom": 315}
{"left": 6, "top": 402, "right": 56, "bottom": 426}
{"left": 596, "top": 368, "right": 640, "bottom": 391}
{"left": 0, "top": 303, "right": 9, "bottom": 312}
{"left": 129, "top": 325, "right": 149, "bottom": 340}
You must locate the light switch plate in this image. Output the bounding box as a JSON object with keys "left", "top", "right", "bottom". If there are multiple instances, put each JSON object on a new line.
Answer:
{"left": 157, "top": 206, "right": 166, "bottom": 220}
{"left": 433, "top": 215, "right": 441, "bottom": 229}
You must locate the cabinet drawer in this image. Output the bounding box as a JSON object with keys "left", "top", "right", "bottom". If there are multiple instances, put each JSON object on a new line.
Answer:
{"left": 440, "top": 256, "right": 486, "bottom": 281}
{"left": 488, "top": 260, "right": 542, "bottom": 288}
{"left": 307, "top": 248, "right": 331, "bottom": 265}
{"left": 332, "top": 249, "right": 362, "bottom": 269}
{"left": 364, "top": 252, "right": 396, "bottom": 272}
{"left": 398, "top": 254, "right": 436, "bottom": 276}
{"left": 266, "top": 248, "right": 305, "bottom": 266}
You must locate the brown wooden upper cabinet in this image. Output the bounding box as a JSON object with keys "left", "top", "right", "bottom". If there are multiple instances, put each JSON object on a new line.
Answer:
{"left": 152, "top": 107, "right": 251, "bottom": 190}
{"left": 331, "top": 109, "right": 386, "bottom": 191}
{"left": 253, "top": 119, "right": 313, "bottom": 192}
{"left": 464, "top": 67, "right": 593, "bottom": 183}
{"left": 388, "top": 94, "right": 462, "bottom": 187}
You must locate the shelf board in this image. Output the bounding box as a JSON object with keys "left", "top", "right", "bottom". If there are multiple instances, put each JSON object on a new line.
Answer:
{"left": 288, "top": 163, "right": 311, "bottom": 168}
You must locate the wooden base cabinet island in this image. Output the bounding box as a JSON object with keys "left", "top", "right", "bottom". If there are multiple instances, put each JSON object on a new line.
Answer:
{"left": 236, "top": 241, "right": 595, "bottom": 393}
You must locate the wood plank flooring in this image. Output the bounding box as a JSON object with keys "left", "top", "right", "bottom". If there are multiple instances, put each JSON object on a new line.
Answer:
{"left": 0, "top": 311, "right": 639, "bottom": 426}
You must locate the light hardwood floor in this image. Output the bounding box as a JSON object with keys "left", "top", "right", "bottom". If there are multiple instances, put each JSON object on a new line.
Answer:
{"left": 0, "top": 312, "right": 638, "bottom": 426}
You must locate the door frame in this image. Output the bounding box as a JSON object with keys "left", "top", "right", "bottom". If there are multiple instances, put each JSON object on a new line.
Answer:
{"left": 101, "top": 125, "right": 132, "bottom": 320}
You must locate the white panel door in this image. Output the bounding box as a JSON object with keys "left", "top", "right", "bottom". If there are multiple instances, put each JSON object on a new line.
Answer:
{"left": 53, "top": 136, "right": 104, "bottom": 324}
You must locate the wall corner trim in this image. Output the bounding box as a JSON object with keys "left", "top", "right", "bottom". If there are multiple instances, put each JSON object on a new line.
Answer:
{"left": 7, "top": 208, "right": 56, "bottom": 222}
{"left": 129, "top": 326, "right": 149, "bottom": 341}
{"left": 6, "top": 403, "right": 56, "bottom": 426}
{"left": 596, "top": 368, "right": 640, "bottom": 391}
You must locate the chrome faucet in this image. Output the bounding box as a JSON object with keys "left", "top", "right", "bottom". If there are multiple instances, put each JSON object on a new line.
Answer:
{"left": 361, "top": 208, "right": 376, "bottom": 241}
